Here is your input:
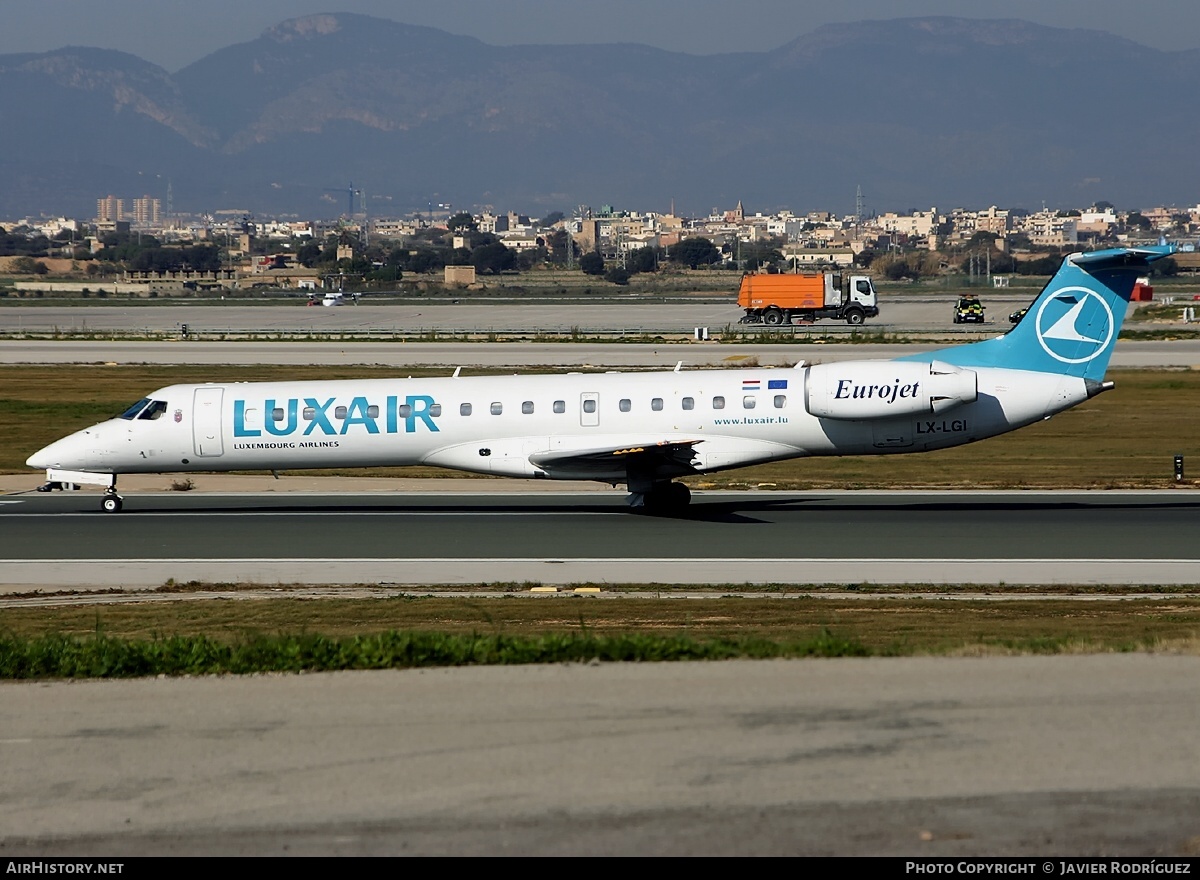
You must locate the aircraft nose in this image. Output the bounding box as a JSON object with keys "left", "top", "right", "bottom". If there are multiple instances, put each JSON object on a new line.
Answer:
{"left": 26, "top": 444, "right": 56, "bottom": 470}
{"left": 26, "top": 433, "right": 88, "bottom": 470}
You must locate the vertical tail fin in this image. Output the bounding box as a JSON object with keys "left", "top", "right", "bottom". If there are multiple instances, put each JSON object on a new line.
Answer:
{"left": 902, "top": 246, "right": 1174, "bottom": 380}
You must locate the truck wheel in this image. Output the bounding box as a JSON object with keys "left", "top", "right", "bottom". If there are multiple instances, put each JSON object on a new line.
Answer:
{"left": 763, "top": 309, "right": 784, "bottom": 326}
{"left": 845, "top": 310, "right": 865, "bottom": 326}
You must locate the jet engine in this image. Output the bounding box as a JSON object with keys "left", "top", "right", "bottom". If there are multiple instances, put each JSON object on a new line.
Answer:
{"left": 804, "top": 360, "right": 977, "bottom": 420}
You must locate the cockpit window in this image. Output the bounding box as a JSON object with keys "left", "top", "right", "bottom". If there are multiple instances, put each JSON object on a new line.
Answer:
{"left": 137, "top": 400, "right": 168, "bottom": 420}
{"left": 118, "top": 398, "right": 152, "bottom": 420}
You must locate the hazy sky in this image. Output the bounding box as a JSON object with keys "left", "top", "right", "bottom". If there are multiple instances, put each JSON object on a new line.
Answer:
{"left": 3, "top": 0, "right": 1198, "bottom": 70}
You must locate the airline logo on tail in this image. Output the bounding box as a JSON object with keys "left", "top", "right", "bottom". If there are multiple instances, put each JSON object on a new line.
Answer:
{"left": 1034, "top": 287, "right": 1114, "bottom": 364}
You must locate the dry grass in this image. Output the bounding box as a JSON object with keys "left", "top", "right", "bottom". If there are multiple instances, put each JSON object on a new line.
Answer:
{"left": 2, "top": 594, "right": 1198, "bottom": 656}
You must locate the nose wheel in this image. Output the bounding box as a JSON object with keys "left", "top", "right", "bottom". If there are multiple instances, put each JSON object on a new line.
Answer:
{"left": 101, "top": 490, "right": 123, "bottom": 513}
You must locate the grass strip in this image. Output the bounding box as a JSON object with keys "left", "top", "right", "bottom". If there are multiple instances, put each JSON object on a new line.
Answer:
{"left": 0, "top": 628, "right": 869, "bottom": 679}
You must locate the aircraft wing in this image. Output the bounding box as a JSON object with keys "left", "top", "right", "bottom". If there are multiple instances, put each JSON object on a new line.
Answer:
{"left": 529, "top": 438, "right": 702, "bottom": 477}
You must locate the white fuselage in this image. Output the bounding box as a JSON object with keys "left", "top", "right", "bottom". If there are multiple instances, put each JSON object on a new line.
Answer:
{"left": 27, "top": 364, "right": 1088, "bottom": 484}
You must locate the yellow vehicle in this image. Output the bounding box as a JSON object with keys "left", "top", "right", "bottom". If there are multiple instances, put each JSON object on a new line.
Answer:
{"left": 954, "top": 295, "right": 986, "bottom": 324}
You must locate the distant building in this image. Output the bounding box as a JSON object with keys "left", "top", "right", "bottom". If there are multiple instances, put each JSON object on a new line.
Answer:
{"left": 782, "top": 247, "right": 855, "bottom": 268}
{"left": 130, "top": 196, "right": 161, "bottom": 226}
{"left": 445, "top": 265, "right": 476, "bottom": 285}
{"left": 96, "top": 195, "right": 123, "bottom": 223}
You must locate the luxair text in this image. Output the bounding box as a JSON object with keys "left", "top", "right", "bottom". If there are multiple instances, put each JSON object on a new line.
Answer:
{"left": 233, "top": 396, "right": 439, "bottom": 437}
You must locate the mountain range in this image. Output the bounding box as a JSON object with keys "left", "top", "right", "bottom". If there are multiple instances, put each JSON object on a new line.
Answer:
{"left": 1, "top": 12, "right": 1197, "bottom": 220}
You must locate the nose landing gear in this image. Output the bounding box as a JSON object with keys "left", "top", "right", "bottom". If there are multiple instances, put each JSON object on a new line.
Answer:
{"left": 101, "top": 485, "right": 123, "bottom": 513}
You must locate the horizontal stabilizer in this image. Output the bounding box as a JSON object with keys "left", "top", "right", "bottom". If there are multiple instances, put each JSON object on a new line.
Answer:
{"left": 1069, "top": 245, "right": 1175, "bottom": 272}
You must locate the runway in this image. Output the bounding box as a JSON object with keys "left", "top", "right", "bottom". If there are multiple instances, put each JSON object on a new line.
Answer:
{"left": 3, "top": 655, "right": 1199, "bottom": 855}
{"left": 0, "top": 299, "right": 1031, "bottom": 336}
{"left": 2, "top": 490, "right": 1198, "bottom": 590}
{"left": 2, "top": 338, "right": 1200, "bottom": 368}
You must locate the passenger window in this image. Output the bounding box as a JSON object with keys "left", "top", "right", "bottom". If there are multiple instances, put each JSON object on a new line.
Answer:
{"left": 619, "top": 399, "right": 631, "bottom": 412}
{"left": 682, "top": 397, "right": 694, "bottom": 410}
{"left": 774, "top": 395, "right": 786, "bottom": 409}
{"left": 271, "top": 407, "right": 285, "bottom": 421}
{"left": 460, "top": 403, "right": 472, "bottom": 416}
{"left": 302, "top": 407, "right": 315, "bottom": 420}
{"left": 713, "top": 396, "right": 725, "bottom": 410}
{"left": 583, "top": 399, "right": 597, "bottom": 414}
{"left": 743, "top": 396, "right": 756, "bottom": 409}
{"left": 398, "top": 404, "right": 412, "bottom": 418}
{"left": 334, "top": 406, "right": 348, "bottom": 419}
{"left": 522, "top": 401, "right": 534, "bottom": 414}
{"left": 651, "top": 398, "right": 663, "bottom": 411}
{"left": 553, "top": 400, "right": 566, "bottom": 414}
{"left": 429, "top": 404, "right": 442, "bottom": 417}
{"left": 490, "top": 402, "right": 503, "bottom": 415}
{"left": 367, "top": 405, "right": 380, "bottom": 418}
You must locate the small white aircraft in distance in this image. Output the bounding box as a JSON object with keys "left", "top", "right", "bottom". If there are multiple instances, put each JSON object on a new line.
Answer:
{"left": 307, "top": 291, "right": 357, "bottom": 307}
{"left": 28, "top": 245, "right": 1173, "bottom": 513}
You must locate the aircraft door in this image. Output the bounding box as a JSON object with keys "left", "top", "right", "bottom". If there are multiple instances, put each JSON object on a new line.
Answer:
{"left": 871, "top": 419, "right": 913, "bottom": 449}
{"left": 192, "top": 386, "right": 225, "bottom": 457}
{"left": 580, "top": 392, "right": 599, "bottom": 427}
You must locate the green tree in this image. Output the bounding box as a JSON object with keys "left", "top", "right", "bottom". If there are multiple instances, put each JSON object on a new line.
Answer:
{"left": 296, "top": 242, "right": 322, "bottom": 267}
{"left": 579, "top": 251, "right": 605, "bottom": 275}
{"left": 447, "top": 212, "right": 478, "bottom": 234}
{"left": 738, "top": 241, "right": 783, "bottom": 271}
{"left": 545, "top": 229, "right": 571, "bottom": 265}
{"left": 670, "top": 237, "right": 721, "bottom": 269}
{"left": 10, "top": 256, "right": 38, "bottom": 274}
{"left": 407, "top": 250, "right": 444, "bottom": 274}
{"left": 966, "top": 231, "right": 999, "bottom": 248}
{"left": 605, "top": 266, "right": 631, "bottom": 285}
{"left": 516, "top": 247, "right": 547, "bottom": 271}
{"left": 1150, "top": 257, "right": 1179, "bottom": 277}
{"left": 1014, "top": 256, "right": 1061, "bottom": 275}
{"left": 471, "top": 242, "right": 517, "bottom": 275}
{"left": 628, "top": 246, "right": 658, "bottom": 274}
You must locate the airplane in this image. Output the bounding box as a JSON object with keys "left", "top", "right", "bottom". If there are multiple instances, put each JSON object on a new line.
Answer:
{"left": 26, "top": 245, "right": 1172, "bottom": 513}
{"left": 307, "top": 291, "right": 357, "bottom": 307}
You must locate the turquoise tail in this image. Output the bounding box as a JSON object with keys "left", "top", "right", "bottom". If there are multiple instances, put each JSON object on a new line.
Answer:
{"left": 900, "top": 245, "right": 1174, "bottom": 381}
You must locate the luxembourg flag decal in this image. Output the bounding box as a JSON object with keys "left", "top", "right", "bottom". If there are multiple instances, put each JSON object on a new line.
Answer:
{"left": 743, "top": 379, "right": 761, "bottom": 391}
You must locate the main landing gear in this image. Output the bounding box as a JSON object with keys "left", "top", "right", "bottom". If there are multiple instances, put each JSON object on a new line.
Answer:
{"left": 626, "top": 481, "right": 691, "bottom": 514}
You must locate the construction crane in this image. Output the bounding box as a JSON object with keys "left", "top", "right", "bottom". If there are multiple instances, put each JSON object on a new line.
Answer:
{"left": 325, "top": 182, "right": 360, "bottom": 217}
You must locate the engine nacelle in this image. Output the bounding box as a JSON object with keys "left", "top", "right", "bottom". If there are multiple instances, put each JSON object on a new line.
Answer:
{"left": 804, "top": 360, "right": 977, "bottom": 420}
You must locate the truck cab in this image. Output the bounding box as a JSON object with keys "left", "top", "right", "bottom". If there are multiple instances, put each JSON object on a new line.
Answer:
{"left": 843, "top": 275, "right": 879, "bottom": 322}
